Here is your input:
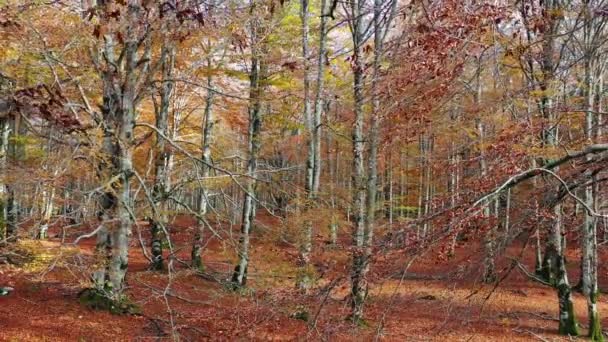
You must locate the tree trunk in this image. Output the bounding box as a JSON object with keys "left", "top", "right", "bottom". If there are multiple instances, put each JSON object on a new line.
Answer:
{"left": 329, "top": 109, "right": 339, "bottom": 246}
{"left": 580, "top": 25, "right": 602, "bottom": 338}
{"left": 107, "top": 37, "right": 137, "bottom": 298}
{"left": 554, "top": 204, "right": 579, "bottom": 335}
{"left": 0, "top": 117, "right": 10, "bottom": 241}
{"left": 312, "top": 0, "right": 327, "bottom": 198}
{"left": 89, "top": 3, "right": 144, "bottom": 303}
{"left": 232, "top": 19, "right": 265, "bottom": 287}
{"left": 38, "top": 176, "right": 56, "bottom": 239}
{"left": 5, "top": 116, "right": 21, "bottom": 240}
{"left": 348, "top": 0, "right": 367, "bottom": 323}
{"left": 297, "top": 0, "right": 314, "bottom": 292}
{"left": 386, "top": 152, "right": 393, "bottom": 229}
{"left": 349, "top": 0, "right": 396, "bottom": 322}
{"left": 192, "top": 58, "right": 215, "bottom": 271}
{"left": 150, "top": 43, "right": 175, "bottom": 271}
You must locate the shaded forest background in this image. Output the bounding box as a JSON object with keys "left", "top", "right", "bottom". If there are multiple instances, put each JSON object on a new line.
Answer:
{"left": 1, "top": 0, "right": 608, "bottom": 340}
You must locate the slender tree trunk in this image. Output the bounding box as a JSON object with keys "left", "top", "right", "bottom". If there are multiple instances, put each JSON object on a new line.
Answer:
{"left": 361, "top": 0, "right": 382, "bottom": 311}
{"left": 298, "top": 0, "right": 314, "bottom": 291}
{"left": 312, "top": 0, "right": 327, "bottom": 198}
{"left": 417, "top": 135, "right": 425, "bottom": 237}
{"left": 502, "top": 188, "right": 511, "bottom": 247}
{"left": 192, "top": 57, "right": 215, "bottom": 271}
{"left": 38, "top": 175, "right": 56, "bottom": 239}
{"left": 422, "top": 133, "right": 432, "bottom": 238}
{"left": 474, "top": 60, "right": 496, "bottom": 283}
{"left": 5, "top": 116, "right": 20, "bottom": 240}
{"left": 348, "top": 0, "right": 367, "bottom": 323}
{"left": 327, "top": 104, "right": 338, "bottom": 246}
{"left": 0, "top": 117, "right": 9, "bottom": 241}
{"left": 448, "top": 107, "right": 460, "bottom": 257}
{"left": 150, "top": 43, "right": 175, "bottom": 271}
{"left": 535, "top": 0, "right": 578, "bottom": 334}
{"left": 365, "top": 0, "right": 385, "bottom": 252}
{"left": 386, "top": 152, "right": 393, "bottom": 229}
{"left": 400, "top": 148, "right": 407, "bottom": 219}
{"left": 349, "top": 0, "right": 396, "bottom": 322}
{"left": 581, "top": 36, "right": 602, "bottom": 339}
{"left": 232, "top": 21, "right": 265, "bottom": 287}
{"left": 554, "top": 204, "right": 579, "bottom": 335}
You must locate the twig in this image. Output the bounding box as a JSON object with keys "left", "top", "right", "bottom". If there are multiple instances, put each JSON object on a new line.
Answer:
{"left": 512, "top": 328, "right": 550, "bottom": 342}
{"left": 308, "top": 277, "right": 343, "bottom": 333}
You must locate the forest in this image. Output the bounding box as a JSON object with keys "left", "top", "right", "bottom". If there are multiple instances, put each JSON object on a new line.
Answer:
{"left": 1, "top": 0, "right": 608, "bottom": 340}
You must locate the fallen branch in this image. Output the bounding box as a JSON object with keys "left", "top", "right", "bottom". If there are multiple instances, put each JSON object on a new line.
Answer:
{"left": 512, "top": 328, "right": 550, "bottom": 342}
{"left": 506, "top": 257, "right": 553, "bottom": 287}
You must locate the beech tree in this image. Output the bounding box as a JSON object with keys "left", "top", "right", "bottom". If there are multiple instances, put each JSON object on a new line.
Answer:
{"left": 2, "top": 0, "right": 608, "bottom": 340}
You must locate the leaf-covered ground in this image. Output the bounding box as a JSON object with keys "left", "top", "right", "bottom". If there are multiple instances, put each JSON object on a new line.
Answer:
{"left": 0, "top": 215, "right": 605, "bottom": 341}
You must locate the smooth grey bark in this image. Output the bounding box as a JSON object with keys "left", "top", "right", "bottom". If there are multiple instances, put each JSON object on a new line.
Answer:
{"left": 552, "top": 204, "right": 579, "bottom": 336}
{"left": 385, "top": 152, "right": 393, "bottom": 229}
{"left": 366, "top": 0, "right": 397, "bottom": 235}
{"left": 5, "top": 116, "right": 21, "bottom": 240}
{"left": 347, "top": 0, "right": 367, "bottom": 323}
{"left": 580, "top": 8, "right": 603, "bottom": 335}
{"left": 348, "top": 0, "right": 397, "bottom": 322}
{"left": 479, "top": 114, "right": 496, "bottom": 283}
{"left": 297, "top": 0, "right": 330, "bottom": 291}
{"left": 302, "top": 0, "right": 313, "bottom": 198}
{"left": 0, "top": 116, "right": 9, "bottom": 241}
{"left": 92, "top": 31, "right": 120, "bottom": 293}
{"left": 0, "top": 76, "right": 12, "bottom": 238}
{"left": 90, "top": 3, "right": 145, "bottom": 302}
{"left": 311, "top": 0, "right": 328, "bottom": 196}
{"left": 327, "top": 104, "right": 338, "bottom": 246}
{"left": 593, "top": 67, "right": 605, "bottom": 342}
{"left": 470, "top": 56, "right": 497, "bottom": 284}
{"left": 537, "top": 23, "right": 560, "bottom": 274}
{"left": 516, "top": 0, "right": 579, "bottom": 334}
{"left": 502, "top": 188, "right": 511, "bottom": 248}
{"left": 298, "top": 0, "right": 314, "bottom": 291}
{"left": 535, "top": 0, "right": 578, "bottom": 335}
{"left": 364, "top": 0, "right": 382, "bottom": 259}
{"left": 150, "top": 42, "right": 175, "bottom": 271}
{"left": 192, "top": 58, "right": 215, "bottom": 271}
{"left": 38, "top": 172, "right": 57, "bottom": 239}
{"left": 93, "top": 76, "right": 118, "bottom": 292}
{"left": 447, "top": 106, "right": 460, "bottom": 256}
{"left": 108, "top": 35, "right": 137, "bottom": 297}
{"left": 400, "top": 148, "right": 408, "bottom": 219}
{"left": 232, "top": 15, "right": 265, "bottom": 288}
{"left": 418, "top": 132, "right": 432, "bottom": 238}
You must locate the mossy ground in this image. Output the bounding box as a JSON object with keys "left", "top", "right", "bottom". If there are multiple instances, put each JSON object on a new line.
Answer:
{"left": 78, "top": 288, "right": 141, "bottom": 315}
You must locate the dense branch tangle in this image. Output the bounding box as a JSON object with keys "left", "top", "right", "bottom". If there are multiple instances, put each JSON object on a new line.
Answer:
{"left": 1, "top": 0, "right": 608, "bottom": 340}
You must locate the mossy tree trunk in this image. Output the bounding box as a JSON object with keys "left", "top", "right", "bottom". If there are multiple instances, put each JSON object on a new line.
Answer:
{"left": 556, "top": 256, "right": 579, "bottom": 336}
{"left": 519, "top": 0, "right": 580, "bottom": 335}
{"left": 87, "top": 2, "right": 150, "bottom": 306}
{"left": 101, "top": 34, "right": 137, "bottom": 300}
{"left": 580, "top": 4, "right": 603, "bottom": 339}
{"left": 553, "top": 204, "right": 578, "bottom": 337}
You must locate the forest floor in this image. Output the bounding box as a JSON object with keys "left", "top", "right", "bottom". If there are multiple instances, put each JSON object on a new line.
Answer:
{"left": 0, "top": 213, "right": 607, "bottom": 341}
